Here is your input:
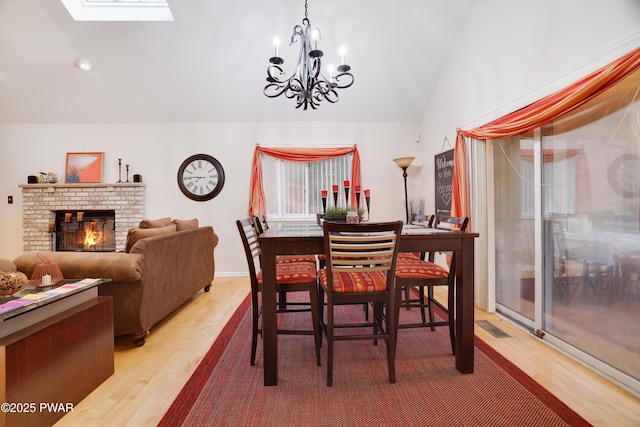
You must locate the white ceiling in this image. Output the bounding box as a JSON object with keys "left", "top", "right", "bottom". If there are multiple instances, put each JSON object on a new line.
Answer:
{"left": 0, "top": 0, "right": 473, "bottom": 123}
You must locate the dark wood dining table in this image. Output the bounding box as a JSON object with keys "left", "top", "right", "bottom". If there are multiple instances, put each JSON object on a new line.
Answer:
{"left": 258, "top": 221, "right": 479, "bottom": 386}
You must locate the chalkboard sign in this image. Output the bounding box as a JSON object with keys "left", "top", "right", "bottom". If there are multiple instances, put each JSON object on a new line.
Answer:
{"left": 434, "top": 149, "right": 454, "bottom": 219}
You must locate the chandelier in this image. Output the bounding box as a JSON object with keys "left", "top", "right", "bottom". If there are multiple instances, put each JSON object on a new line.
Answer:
{"left": 264, "top": 0, "right": 354, "bottom": 110}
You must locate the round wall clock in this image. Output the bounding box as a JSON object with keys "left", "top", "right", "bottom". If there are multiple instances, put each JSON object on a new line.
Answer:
{"left": 177, "top": 154, "right": 225, "bottom": 201}
{"left": 607, "top": 153, "right": 640, "bottom": 198}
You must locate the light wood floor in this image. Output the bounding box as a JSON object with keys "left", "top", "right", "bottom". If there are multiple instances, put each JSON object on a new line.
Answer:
{"left": 55, "top": 277, "right": 640, "bottom": 427}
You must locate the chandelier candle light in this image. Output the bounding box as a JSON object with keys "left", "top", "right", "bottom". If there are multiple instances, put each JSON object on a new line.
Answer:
{"left": 264, "top": 0, "right": 354, "bottom": 110}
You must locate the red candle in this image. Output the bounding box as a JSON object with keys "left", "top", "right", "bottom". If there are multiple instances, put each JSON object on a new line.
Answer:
{"left": 364, "top": 189, "right": 370, "bottom": 196}
{"left": 48, "top": 222, "right": 55, "bottom": 232}
{"left": 321, "top": 190, "right": 328, "bottom": 197}
{"left": 355, "top": 185, "right": 361, "bottom": 191}
{"left": 332, "top": 184, "right": 338, "bottom": 191}
{"left": 343, "top": 180, "right": 350, "bottom": 187}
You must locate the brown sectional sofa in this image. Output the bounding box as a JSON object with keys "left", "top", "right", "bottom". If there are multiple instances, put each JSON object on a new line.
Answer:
{"left": 13, "top": 224, "right": 218, "bottom": 346}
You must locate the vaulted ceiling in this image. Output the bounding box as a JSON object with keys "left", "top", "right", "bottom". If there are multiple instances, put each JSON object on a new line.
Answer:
{"left": 0, "top": 0, "right": 473, "bottom": 123}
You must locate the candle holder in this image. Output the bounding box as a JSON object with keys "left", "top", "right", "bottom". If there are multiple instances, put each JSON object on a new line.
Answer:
{"left": 321, "top": 190, "right": 328, "bottom": 213}
{"left": 117, "top": 158, "right": 122, "bottom": 183}
{"left": 125, "top": 164, "right": 130, "bottom": 183}
{"left": 364, "top": 190, "right": 371, "bottom": 221}
{"left": 332, "top": 185, "right": 339, "bottom": 208}
{"left": 344, "top": 180, "right": 350, "bottom": 207}
{"left": 355, "top": 187, "right": 361, "bottom": 210}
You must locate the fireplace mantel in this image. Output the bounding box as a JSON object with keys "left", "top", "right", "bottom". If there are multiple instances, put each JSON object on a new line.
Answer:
{"left": 20, "top": 183, "right": 146, "bottom": 252}
{"left": 19, "top": 183, "right": 145, "bottom": 190}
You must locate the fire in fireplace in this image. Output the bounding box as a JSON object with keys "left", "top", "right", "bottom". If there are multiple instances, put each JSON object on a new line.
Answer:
{"left": 54, "top": 210, "right": 116, "bottom": 252}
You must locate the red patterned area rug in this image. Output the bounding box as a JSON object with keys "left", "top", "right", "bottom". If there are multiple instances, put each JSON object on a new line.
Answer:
{"left": 159, "top": 294, "right": 591, "bottom": 426}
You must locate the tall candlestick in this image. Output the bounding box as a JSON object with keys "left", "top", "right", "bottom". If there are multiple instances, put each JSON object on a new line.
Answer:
{"left": 344, "top": 180, "right": 350, "bottom": 207}
{"left": 332, "top": 184, "right": 339, "bottom": 207}
{"left": 321, "top": 190, "right": 328, "bottom": 213}
{"left": 364, "top": 189, "right": 371, "bottom": 218}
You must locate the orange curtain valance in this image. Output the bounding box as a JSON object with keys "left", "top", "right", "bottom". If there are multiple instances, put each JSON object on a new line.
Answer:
{"left": 451, "top": 46, "right": 640, "bottom": 225}
{"left": 249, "top": 146, "right": 361, "bottom": 217}
{"left": 458, "top": 47, "right": 640, "bottom": 140}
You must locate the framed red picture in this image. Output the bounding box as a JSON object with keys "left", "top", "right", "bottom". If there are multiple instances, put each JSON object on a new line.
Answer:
{"left": 65, "top": 152, "right": 104, "bottom": 183}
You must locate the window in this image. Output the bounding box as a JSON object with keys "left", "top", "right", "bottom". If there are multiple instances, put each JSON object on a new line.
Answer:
{"left": 262, "top": 153, "right": 353, "bottom": 219}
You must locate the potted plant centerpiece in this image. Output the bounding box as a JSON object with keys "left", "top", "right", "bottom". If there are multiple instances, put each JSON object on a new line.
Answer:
{"left": 324, "top": 206, "right": 366, "bottom": 223}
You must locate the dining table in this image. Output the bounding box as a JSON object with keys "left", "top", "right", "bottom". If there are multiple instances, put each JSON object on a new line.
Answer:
{"left": 258, "top": 221, "right": 479, "bottom": 386}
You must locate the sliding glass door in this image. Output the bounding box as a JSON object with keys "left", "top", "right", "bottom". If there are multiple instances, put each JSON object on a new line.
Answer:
{"left": 492, "top": 68, "right": 640, "bottom": 392}
{"left": 493, "top": 136, "right": 535, "bottom": 323}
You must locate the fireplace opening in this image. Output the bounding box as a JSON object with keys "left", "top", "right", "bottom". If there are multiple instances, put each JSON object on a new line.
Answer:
{"left": 54, "top": 210, "right": 116, "bottom": 252}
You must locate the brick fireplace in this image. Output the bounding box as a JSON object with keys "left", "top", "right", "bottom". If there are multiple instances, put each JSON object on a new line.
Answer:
{"left": 20, "top": 183, "right": 146, "bottom": 252}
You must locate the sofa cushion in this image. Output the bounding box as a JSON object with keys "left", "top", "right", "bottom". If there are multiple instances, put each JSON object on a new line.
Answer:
{"left": 139, "top": 217, "right": 173, "bottom": 229}
{"left": 0, "top": 258, "right": 17, "bottom": 272}
{"left": 173, "top": 218, "right": 199, "bottom": 231}
{"left": 125, "top": 224, "right": 176, "bottom": 253}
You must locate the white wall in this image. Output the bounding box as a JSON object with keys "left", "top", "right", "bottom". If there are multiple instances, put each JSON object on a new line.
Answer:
{"left": 0, "top": 122, "right": 421, "bottom": 274}
{"left": 417, "top": 0, "right": 640, "bottom": 212}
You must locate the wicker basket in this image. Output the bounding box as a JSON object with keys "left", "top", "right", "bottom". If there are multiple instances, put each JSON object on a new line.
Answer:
{"left": 0, "top": 271, "right": 29, "bottom": 296}
{"left": 30, "top": 253, "right": 64, "bottom": 287}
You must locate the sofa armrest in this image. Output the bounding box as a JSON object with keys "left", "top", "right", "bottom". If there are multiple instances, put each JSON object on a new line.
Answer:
{"left": 13, "top": 252, "right": 143, "bottom": 282}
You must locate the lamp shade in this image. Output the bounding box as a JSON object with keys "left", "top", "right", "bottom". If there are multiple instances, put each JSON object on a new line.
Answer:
{"left": 393, "top": 157, "right": 415, "bottom": 169}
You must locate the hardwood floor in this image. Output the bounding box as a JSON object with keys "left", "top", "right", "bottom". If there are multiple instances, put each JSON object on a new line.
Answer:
{"left": 55, "top": 277, "right": 639, "bottom": 426}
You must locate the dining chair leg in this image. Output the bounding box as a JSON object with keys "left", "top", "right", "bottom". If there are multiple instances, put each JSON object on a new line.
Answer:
{"left": 427, "top": 287, "right": 436, "bottom": 331}
{"left": 404, "top": 286, "right": 411, "bottom": 310}
{"left": 373, "top": 302, "right": 383, "bottom": 346}
{"left": 326, "top": 299, "right": 334, "bottom": 387}
{"left": 309, "top": 285, "right": 321, "bottom": 366}
{"left": 318, "top": 285, "right": 325, "bottom": 348}
{"left": 418, "top": 285, "right": 427, "bottom": 324}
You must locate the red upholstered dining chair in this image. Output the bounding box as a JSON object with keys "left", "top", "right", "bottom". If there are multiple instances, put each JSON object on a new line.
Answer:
{"left": 253, "top": 215, "right": 318, "bottom": 265}
{"left": 252, "top": 215, "right": 317, "bottom": 311}
{"left": 395, "top": 216, "right": 469, "bottom": 354}
{"left": 318, "top": 220, "right": 403, "bottom": 386}
{"left": 236, "top": 218, "right": 321, "bottom": 367}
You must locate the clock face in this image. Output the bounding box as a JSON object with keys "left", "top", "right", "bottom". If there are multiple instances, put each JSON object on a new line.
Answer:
{"left": 607, "top": 154, "right": 640, "bottom": 198}
{"left": 177, "top": 154, "right": 225, "bottom": 201}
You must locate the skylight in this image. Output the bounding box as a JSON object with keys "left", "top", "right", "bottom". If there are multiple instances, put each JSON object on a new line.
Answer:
{"left": 60, "top": 0, "right": 174, "bottom": 21}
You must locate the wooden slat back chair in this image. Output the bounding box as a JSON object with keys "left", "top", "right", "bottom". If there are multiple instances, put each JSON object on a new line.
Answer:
{"left": 318, "top": 220, "right": 403, "bottom": 386}
{"left": 236, "top": 218, "right": 321, "bottom": 367}
{"left": 253, "top": 215, "right": 317, "bottom": 265}
{"left": 395, "top": 216, "right": 469, "bottom": 354}
{"left": 252, "top": 215, "right": 317, "bottom": 311}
